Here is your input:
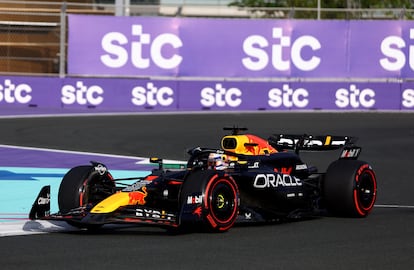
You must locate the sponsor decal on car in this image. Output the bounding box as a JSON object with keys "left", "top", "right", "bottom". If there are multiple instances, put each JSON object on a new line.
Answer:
{"left": 253, "top": 173, "right": 302, "bottom": 188}
{"left": 128, "top": 187, "right": 148, "bottom": 205}
{"left": 192, "top": 206, "right": 202, "bottom": 218}
{"left": 37, "top": 194, "right": 50, "bottom": 205}
{"left": 274, "top": 167, "right": 293, "bottom": 175}
{"left": 295, "top": 164, "right": 308, "bottom": 170}
{"left": 187, "top": 195, "right": 203, "bottom": 205}
{"left": 135, "top": 208, "right": 176, "bottom": 221}
{"left": 340, "top": 148, "right": 361, "bottom": 159}
{"left": 123, "top": 180, "right": 152, "bottom": 192}
{"left": 94, "top": 163, "right": 107, "bottom": 175}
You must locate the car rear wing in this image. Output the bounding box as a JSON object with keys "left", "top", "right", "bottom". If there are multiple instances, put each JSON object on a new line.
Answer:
{"left": 268, "top": 134, "right": 358, "bottom": 153}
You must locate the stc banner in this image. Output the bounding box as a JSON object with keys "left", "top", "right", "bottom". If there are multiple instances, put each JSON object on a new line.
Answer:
{"left": 69, "top": 15, "right": 414, "bottom": 78}
{"left": 0, "top": 76, "right": 413, "bottom": 115}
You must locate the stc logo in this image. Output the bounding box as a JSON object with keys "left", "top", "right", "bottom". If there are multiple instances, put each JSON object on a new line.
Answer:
{"left": 335, "top": 84, "right": 376, "bottom": 109}
{"left": 380, "top": 29, "right": 414, "bottom": 72}
{"left": 61, "top": 81, "right": 104, "bottom": 106}
{"left": 243, "top": 28, "right": 321, "bottom": 72}
{"left": 101, "top": 25, "right": 183, "bottom": 69}
{"left": 131, "top": 82, "right": 174, "bottom": 107}
{"left": 200, "top": 84, "right": 242, "bottom": 107}
{"left": 402, "top": 88, "right": 414, "bottom": 108}
{"left": 268, "top": 84, "right": 309, "bottom": 108}
{"left": 0, "top": 79, "right": 32, "bottom": 104}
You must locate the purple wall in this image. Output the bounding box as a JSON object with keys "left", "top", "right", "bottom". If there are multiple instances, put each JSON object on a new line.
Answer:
{"left": 2, "top": 17, "right": 414, "bottom": 115}
{"left": 0, "top": 76, "right": 412, "bottom": 115}
{"left": 68, "top": 15, "right": 414, "bottom": 79}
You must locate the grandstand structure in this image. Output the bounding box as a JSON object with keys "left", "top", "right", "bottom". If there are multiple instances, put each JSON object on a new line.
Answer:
{"left": 0, "top": 1, "right": 102, "bottom": 74}
{"left": 0, "top": 0, "right": 247, "bottom": 74}
{"left": 0, "top": 0, "right": 412, "bottom": 75}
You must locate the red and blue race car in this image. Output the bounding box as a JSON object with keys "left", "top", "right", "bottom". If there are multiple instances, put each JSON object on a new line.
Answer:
{"left": 30, "top": 127, "right": 377, "bottom": 232}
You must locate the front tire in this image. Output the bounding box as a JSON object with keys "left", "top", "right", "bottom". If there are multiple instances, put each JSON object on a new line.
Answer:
{"left": 323, "top": 160, "right": 377, "bottom": 217}
{"left": 58, "top": 164, "right": 115, "bottom": 228}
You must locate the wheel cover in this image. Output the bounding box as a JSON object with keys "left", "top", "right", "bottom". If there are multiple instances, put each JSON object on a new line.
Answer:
{"left": 205, "top": 176, "right": 238, "bottom": 229}
{"left": 354, "top": 169, "right": 377, "bottom": 215}
{"left": 211, "top": 183, "right": 236, "bottom": 221}
{"left": 216, "top": 194, "right": 226, "bottom": 209}
{"left": 80, "top": 173, "right": 115, "bottom": 208}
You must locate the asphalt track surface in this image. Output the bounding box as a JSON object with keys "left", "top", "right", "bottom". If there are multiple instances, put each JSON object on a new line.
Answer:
{"left": 1, "top": 112, "right": 414, "bottom": 270}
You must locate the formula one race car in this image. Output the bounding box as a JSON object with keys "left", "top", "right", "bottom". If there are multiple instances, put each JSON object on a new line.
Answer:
{"left": 30, "top": 127, "right": 377, "bottom": 232}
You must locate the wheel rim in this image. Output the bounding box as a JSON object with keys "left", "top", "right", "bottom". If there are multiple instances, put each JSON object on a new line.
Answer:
{"left": 208, "top": 179, "right": 238, "bottom": 224}
{"left": 355, "top": 169, "right": 377, "bottom": 214}
{"left": 81, "top": 173, "right": 115, "bottom": 207}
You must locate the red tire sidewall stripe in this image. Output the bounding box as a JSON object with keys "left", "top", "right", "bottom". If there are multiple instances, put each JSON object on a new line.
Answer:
{"left": 79, "top": 172, "right": 115, "bottom": 208}
{"left": 204, "top": 174, "right": 238, "bottom": 229}
{"left": 79, "top": 178, "right": 89, "bottom": 207}
{"left": 354, "top": 166, "right": 377, "bottom": 216}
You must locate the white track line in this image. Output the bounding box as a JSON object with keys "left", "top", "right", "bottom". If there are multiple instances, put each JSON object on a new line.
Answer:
{"left": 0, "top": 144, "right": 145, "bottom": 160}
{"left": 1, "top": 204, "right": 413, "bottom": 237}
{"left": 375, "top": 204, "right": 414, "bottom": 209}
{"left": 0, "top": 220, "right": 76, "bottom": 237}
{"left": 1, "top": 110, "right": 410, "bottom": 120}
{"left": 0, "top": 144, "right": 186, "bottom": 165}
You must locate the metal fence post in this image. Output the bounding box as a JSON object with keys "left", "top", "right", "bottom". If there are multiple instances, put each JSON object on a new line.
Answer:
{"left": 317, "top": 0, "right": 321, "bottom": 20}
{"left": 59, "top": 2, "right": 67, "bottom": 78}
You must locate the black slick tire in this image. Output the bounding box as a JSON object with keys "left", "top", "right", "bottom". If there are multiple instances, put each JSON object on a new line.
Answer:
{"left": 323, "top": 159, "right": 377, "bottom": 217}
{"left": 58, "top": 164, "right": 115, "bottom": 229}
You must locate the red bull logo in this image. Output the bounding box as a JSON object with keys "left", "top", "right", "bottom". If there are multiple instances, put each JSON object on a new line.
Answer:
{"left": 274, "top": 167, "right": 293, "bottom": 175}
{"left": 128, "top": 187, "right": 148, "bottom": 205}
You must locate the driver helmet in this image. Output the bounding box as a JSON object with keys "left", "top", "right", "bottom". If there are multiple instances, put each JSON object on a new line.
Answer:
{"left": 208, "top": 153, "right": 228, "bottom": 170}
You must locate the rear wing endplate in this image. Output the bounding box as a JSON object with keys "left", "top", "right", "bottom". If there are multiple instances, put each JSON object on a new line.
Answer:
{"left": 339, "top": 145, "right": 362, "bottom": 160}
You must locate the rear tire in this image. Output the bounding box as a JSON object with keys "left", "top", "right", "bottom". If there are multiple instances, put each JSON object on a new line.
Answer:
{"left": 323, "top": 160, "right": 377, "bottom": 217}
